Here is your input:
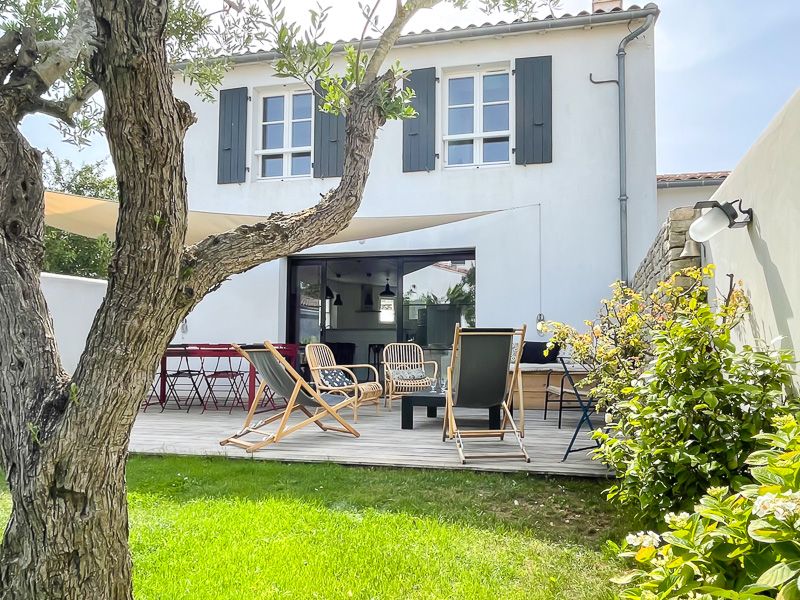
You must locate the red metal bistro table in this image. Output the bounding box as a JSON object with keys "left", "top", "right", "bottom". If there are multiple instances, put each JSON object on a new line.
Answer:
{"left": 158, "top": 343, "right": 298, "bottom": 409}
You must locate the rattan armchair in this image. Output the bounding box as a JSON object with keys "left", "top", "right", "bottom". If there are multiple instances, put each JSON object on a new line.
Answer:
{"left": 382, "top": 342, "right": 438, "bottom": 410}
{"left": 305, "top": 343, "right": 382, "bottom": 422}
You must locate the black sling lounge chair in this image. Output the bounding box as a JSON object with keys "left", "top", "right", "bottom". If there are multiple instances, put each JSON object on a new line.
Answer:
{"left": 443, "top": 325, "right": 530, "bottom": 464}
{"left": 220, "top": 342, "right": 359, "bottom": 453}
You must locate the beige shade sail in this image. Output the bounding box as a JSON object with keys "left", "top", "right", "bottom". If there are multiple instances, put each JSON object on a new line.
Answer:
{"left": 44, "top": 191, "right": 496, "bottom": 246}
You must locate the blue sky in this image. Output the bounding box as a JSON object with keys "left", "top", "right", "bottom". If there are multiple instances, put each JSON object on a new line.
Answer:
{"left": 20, "top": 0, "right": 800, "bottom": 175}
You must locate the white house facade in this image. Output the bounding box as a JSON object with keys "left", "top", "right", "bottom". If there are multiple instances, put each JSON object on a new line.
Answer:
{"left": 171, "top": 2, "right": 660, "bottom": 364}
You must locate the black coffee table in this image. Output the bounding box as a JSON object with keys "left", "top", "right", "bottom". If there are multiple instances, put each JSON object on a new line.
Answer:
{"left": 401, "top": 391, "right": 502, "bottom": 430}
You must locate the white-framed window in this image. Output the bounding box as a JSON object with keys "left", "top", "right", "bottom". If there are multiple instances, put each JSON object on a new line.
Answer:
{"left": 443, "top": 68, "right": 511, "bottom": 167}
{"left": 256, "top": 90, "right": 313, "bottom": 179}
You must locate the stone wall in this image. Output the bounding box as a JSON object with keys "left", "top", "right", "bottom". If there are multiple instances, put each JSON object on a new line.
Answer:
{"left": 631, "top": 207, "right": 701, "bottom": 293}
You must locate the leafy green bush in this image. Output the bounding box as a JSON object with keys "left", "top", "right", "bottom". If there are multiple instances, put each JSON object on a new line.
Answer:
{"left": 548, "top": 267, "right": 796, "bottom": 523}
{"left": 597, "top": 308, "right": 796, "bottom": 523}
{"left": 614, "top": 415, "right": 800, "bottom": 599}
{"left": 547, "top": 267, "right": 731, "bottom": 414}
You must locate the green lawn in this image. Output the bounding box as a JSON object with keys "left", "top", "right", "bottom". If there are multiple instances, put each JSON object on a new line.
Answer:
{"left": 0, "top": 456, "right": 629, "bottom": 599}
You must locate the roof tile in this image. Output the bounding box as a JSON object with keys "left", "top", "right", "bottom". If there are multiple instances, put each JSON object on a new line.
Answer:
{"left": 657, "top": 172, "right": 730, "bottom": 183}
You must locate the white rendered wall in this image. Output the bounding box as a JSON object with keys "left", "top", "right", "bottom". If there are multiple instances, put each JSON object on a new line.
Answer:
{"left": 42, "top": 264, "right": 288, "bottom": 373}
{"left": 175, "top": 20, "right": 657, "bottom": 335}
{"left": 705, "top": 91, "right": 800, "bottom": 355}
{"left": 173, "top": 261, "right": 287, "bottom": 345}
{"left": 656, "top": 185, "right": 720, "bottom": 225}
{"left": 40, "top": 273, "right": 107, "bottom": 374}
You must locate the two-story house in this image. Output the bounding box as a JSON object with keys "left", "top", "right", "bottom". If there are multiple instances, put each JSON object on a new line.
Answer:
{"left": 173, "top": 1, "right": 660, "bottom": 366}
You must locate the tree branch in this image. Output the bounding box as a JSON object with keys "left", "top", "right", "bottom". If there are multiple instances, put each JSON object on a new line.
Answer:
{"left": 362, "top": 0, "right": 441, "bottom": 82}
{"left": 355, "top": 0, "right": 381, "bottom": 85}
{"left": 186, "top": 72, "right": 396, "bottom": 295}
{"left": 31, "top": 81, "right": 100, "bottom": 126}
{"left": 32, "top": 0, "right": 97, "bottom": 89}
{"left": 0, "top": 30, "right": 21, "bottom": 81}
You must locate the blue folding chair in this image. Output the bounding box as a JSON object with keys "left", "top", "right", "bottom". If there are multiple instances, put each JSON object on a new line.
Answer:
{"left": 557, "top": 358, "right": 601, "bottom": 461}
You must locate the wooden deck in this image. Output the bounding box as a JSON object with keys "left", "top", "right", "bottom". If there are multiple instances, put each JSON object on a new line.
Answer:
{"left": 130, "top": 405, "right": 609, "bottom": 477}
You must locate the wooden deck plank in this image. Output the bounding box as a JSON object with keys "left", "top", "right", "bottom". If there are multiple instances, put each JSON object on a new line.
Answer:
{"left": 130, "top": 406, "right": 609, "bottom": 477}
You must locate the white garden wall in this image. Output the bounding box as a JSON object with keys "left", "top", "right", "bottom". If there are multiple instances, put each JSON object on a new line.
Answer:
{"left": 705, "top": 90, "right": 800, "bottom": 354}
{"left": 40, "top": 273, "right": 107, "bottom": 373}
{"left": 42, "top": 266, "right": 285, "bottom": 374}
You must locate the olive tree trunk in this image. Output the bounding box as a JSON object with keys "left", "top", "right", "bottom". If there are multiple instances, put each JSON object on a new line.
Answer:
{"left": 0, "top": 0, "right": 393, "bottom": 596}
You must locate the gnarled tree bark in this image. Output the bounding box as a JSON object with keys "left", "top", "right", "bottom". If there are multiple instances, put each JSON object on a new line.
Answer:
{"left": 0, "top": 0, "right": 442, "bottom": 597}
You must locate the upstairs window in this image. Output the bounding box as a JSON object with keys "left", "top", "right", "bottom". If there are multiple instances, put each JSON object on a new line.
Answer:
{"left": 257, "top": 91, "right": 313, "bottom": 179}
{"left": 444, "top": 69, "right": 510, "bottom": 167}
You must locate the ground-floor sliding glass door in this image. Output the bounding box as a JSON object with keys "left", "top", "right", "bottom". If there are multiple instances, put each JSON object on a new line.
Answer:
{"left": 287, "top": 251, "right": 475, "bottom": 380}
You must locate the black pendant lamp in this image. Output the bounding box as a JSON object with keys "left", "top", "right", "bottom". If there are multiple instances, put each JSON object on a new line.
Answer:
{"left": 380, "top": 278, "right": 396, "bottom": 298}
{"left": 333, "top": 294, "right": 343, "bottom": 306}
{"left": 325, "top": 286, "right": 334, "bottom": 300}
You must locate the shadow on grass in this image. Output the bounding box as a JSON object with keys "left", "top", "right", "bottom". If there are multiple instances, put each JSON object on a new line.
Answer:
{"left": 126, "top": 454, "right": 636, "bottom": 549}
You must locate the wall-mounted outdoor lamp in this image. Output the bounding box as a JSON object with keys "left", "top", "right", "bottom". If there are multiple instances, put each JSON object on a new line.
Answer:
{"left": 333, "top": 294, "right": 343, "bottom": 306}
{"left": 688, "top": 199, "right": 753, "bottom": 243}
{"left": 535, "top": 313, "right": 546, "bottom": 337}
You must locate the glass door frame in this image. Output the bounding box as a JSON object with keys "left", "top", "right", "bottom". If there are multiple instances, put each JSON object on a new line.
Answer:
{"left": 287, "top": 249, "right": 475, "bottom": 345}
{"left": 287, "top": 258, "right": 329, "bottom": 345}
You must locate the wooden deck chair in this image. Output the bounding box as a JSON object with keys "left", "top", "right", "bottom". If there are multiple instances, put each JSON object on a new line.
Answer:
{"left": 220, "top": 342, "right": 359, "bottom": 453}
{"left": 305, "top": 343, "right": 382, "bottom": 422}
{"left": 382, "top": 342, "right": 438, "bottom": 410}
{"left": 443, "top": 325, "right": 529, "bottom": 464}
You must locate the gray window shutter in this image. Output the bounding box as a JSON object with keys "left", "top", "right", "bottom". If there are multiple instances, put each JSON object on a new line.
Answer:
{"left": 514, "top": 56, "right": 552, "bottom": 165}
{"left": 313, "top": 82, "right": 346, "bottom": 178}
{"left": 402, "top": 67, "right": 436, "bottom": 172}
{"left": 217, "top": 87, "right": 248, "bottom": 184}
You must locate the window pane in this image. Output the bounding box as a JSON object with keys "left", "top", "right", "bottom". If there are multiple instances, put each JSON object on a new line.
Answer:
{"left": 293, "top": 93, "right": 312, "bottom": 120}
{"left": 483, "top": 137, "right": 509, "bottom": 163}
{"left": 291, "top": 121, "right": 311, "bottom": 147}
{"left": 261, "top": 155, "right": 283, "bottom": 177}
{"left": 448, "top": 140, "right": 474, "bottom": 165}
{"left": 291, "top": 152, "right": 311, "bottom": 175}
{"left": 379, "top": 298, "right": 395, "bottom": 324}
{"left": 264, "top": 123, "right": 283, "bottom": 149}
{"left": 483, "top": 103, "right": 509, "bottom": 132}
{"left": 483, "top": 73, "right": 509, "bottom": 102}
{"left": 448, "top": 77, "right": 474, "bottom": 106}
{"left": 448, "top": 106, "right": 473, "bottom": 135}
{"left": 263, "top": 96, "right": 284, "bottom": 122}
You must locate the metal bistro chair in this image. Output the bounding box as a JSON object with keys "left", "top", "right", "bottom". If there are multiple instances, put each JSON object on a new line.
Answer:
{"left": 141, "top": 373, "right": 163, "bottom": 412}
{"left": 200, "top": 343, "right": 248, "bottom": 413}
{"left": 544, "top": 351, "right": 592, "bottom": 430}
{"left": 164, "top": 345, "right": 205, "bottom": 412}
{"left": 443, "top": 325, "right": 529, "bottom": 464}
{"left": 554, "top": 357, "right": 601, "bottom": 462}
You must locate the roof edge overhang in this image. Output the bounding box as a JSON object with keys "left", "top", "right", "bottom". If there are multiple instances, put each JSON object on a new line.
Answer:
{"left": 174, "top": 3, "right": 660, "bottom": 69}
{"left": 657, "top": 178, "right": 728, "bottom": 189}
